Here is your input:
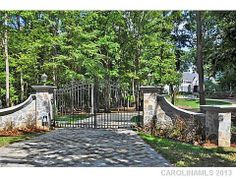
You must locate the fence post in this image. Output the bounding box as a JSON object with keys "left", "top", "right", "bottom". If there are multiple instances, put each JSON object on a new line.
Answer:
{"left": 93, "top": 82, "right": 98, "bottom": 128}
{"left": 140, "top": 86, "right": 164, "bottom": 127}
{"left": 91, "top": 83, "right": 94, "bottom": 115}
{"left": 32, "top": 85, "right": 57, "bottom": 129}
{"left": 201, "top": 105, "right": 235, "bottom": 147}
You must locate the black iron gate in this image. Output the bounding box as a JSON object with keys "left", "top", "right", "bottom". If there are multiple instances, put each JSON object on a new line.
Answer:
{"left": 52, "top": 81, "right": 142, "bottom": 129}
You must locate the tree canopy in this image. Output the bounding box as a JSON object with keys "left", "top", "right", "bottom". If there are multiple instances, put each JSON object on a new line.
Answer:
{"left": 0, "top": 11, "right": 235, "bottom": 106}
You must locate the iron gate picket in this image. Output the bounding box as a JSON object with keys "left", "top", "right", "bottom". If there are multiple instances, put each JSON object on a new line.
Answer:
{"left": 52, "top": 81, "right": 142, "bottom": 129}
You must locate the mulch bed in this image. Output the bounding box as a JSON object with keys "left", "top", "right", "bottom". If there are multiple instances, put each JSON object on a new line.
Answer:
{"left": 0, "top": 127, "right": 49, "bottom": 137}
{"left": 0, "top": 129, "right": 23, "bottom": 136}
{"left": 202, "top": 142, "right": 218, "bottom": 148}
{"left": 202, "top": 143, "right": 236, "bottom": 148}
{"left": 201, "top": 132, "right": 236, "bottom": 148}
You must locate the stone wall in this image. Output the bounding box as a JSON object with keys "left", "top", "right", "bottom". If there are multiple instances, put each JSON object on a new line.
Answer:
{"left": 143, "top": 92, "right": 158, "bottom": 126}
{"left": 141, "top": 85, "right": 235, "bottom": 147}
{"left": 201, "top": 105, "right": 236, "bottom": 147}
{"left": 156, "top": 95, "right": 205, "bottom": 127}
{"left": 155, "top": 96, "right": 205, "bottom": 142}
{"left": 141, "top": 86, "right": 205, "bottom": 143}
{"left": 0, "top": 95, "right": 36, "bottom": 130}
{"left": 35, "top": 91, "right": 53, "bottom": 129}
{"left": 0, "top": 85, "right": 55, "bottom": 131}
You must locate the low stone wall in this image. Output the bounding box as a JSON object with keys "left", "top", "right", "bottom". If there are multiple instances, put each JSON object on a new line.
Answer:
{"left": 141, "top": 86, "right": 236, "bottom": 146}
{"left": 0, "top": 95, "right": 36, "bottom": 130}
{"left": 155, "top": 96, "right": 205, "bottom": 142}
{"left": 201, "top": 105, "right": 236, "bottom": 147}
{"left": 156, "top": 95, "right": 205, "bottom": 127}
{"left": 0, "top": 85, "right": 56, "bottom": 131}
{"left": 141, "top": 86, "right": 206, "bottom": 143}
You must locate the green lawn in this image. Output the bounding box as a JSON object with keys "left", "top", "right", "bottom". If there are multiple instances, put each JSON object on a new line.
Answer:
{"left": 168, "top": 97, "right": 232, "bottom": 111}
{"left": 131, "top": 115, "right": 143, "bottom": 123}
{"left": 0, "top": 133, "right": 41, "bottom": 147}
{"left": 55, "top": 114, "right": 89, "bottom": 122}
{"left": 139, "top": 132, "right": 236, "bottom": 167}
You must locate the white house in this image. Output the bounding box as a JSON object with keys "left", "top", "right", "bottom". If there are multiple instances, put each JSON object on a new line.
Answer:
{"left": 163, "top": 71, "right": 199, "bottom": 94}
{"left": 179, "top": 72, "right": 199, "bottom": 93}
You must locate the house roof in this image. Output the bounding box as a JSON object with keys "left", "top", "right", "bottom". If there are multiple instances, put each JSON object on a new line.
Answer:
{"left": 182, "top": 72, "right": 198, "bottom": 82}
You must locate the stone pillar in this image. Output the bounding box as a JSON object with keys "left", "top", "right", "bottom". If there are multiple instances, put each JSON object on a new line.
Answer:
{"left": 140, "top": 86, "right": 164, "bottom": 126}
{"left": 201, "top": 105, "right": 235, "bottom": 147}
{"left": 32, "top": 85, "right": 56, "bottom": 129}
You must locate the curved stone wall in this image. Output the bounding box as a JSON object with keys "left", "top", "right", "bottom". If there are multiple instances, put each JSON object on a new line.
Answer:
{"left": 156, "top": 95, "right": 205, "bottom": 125}
{"left": 0, "top": 95, "right": 36, "bottom": 130}
{"left": 141, "top": 86, "right": 233, "bottom": 146}
{"left": 141, "top": 88, "right": 206, "bottom": 143}
{"left": 155, "top": 96, "right": 205, "bottom": 141}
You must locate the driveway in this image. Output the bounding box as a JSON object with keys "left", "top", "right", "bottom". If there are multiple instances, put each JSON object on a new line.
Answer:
{"left": 76, "top": 112, "right": 139, "bottom": 128}
{"left": 55, "top": 112, "right": 141, "bottom": 128}
{"left": 218, "top": 98, "right": 236, "bottom": 105}
{"left": 0, "top": 128, "right": 171, "bottom": 167}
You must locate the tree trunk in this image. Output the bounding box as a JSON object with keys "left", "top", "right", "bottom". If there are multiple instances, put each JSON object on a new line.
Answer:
{"left": 196, "top": 11, "right": 206, "bottom": 107}
{"left": 170, "top": 84, "right": 175, "bottom": 105}
{"left": 52, "top": 46, "right": 57, "bottom": 86}
{"left": 132, "top": 79, "right": 135, "bottom": 99}
{"left": 127, "top": 91, "right": 130, "bottom": 109}
{"left": 104, "top": 74, "right": 111, "bottom": 112}
{"left": 4, "top": 13, "right": 10, "bottom": 107}
{"left": 134, "top": 49, "right": 140, "bottom": 110}
{"left": 25, "top": 82, "right": 29, "bottom": 98}
{"left": 104, "top": 53, "right": 111, "bottom": 112}
{"left": 17, "top": 15, "right": 24, "bottom": 102}
{"left": 20, "top": 71, "right": 24, "bottom": 102}
{"left": 53, "top": 67, "right": 56, "bottom": 86}
{"left": 135, "top": 80, "right": 140, "bottom": 110}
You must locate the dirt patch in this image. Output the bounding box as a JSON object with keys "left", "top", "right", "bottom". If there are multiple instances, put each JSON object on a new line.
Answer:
{"left": 178, "top": 106, "right": 193, "bottom": 110}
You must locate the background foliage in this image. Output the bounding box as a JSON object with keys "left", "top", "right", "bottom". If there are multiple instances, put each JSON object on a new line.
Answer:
{"left": 0, "top": 11, "right": 235, "bottom": 106}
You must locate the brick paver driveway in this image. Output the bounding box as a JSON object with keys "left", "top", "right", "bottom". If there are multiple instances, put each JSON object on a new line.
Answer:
{"left": 0, "top": 129, "right": 171, "bottom": 167}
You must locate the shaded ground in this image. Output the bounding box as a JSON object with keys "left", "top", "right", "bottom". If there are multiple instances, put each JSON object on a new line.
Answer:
{"left": 0, "top": 128, "right": 170, "bottom": 167}
{"left": 139, "top": 133, "right": 236, "bottom": 167}
{"left": 55, "top": 112, "right": 141, "bottom": 128}
{"left": 78, "top": 112, "right": 139, "bottom": 128}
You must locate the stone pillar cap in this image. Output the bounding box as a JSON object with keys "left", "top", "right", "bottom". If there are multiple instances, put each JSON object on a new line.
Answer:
{"left": 32, "top": 85, "right": 57, "bottom": 93}
{"left": 140, "top": 85, "right": 164, "bottom": 93}
{"left": 200, "top": 105, "right": 236, "bottom": 112}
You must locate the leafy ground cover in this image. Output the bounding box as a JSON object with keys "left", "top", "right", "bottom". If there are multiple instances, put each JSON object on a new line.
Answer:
{"left": 55, "top": 114, "right": 89, "bottom": 122}
{"left": 139, "top": 132, "right": 236, "bottom": 167}
{"left": 131, "top": 115, "right": 143, "bottom": 123}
